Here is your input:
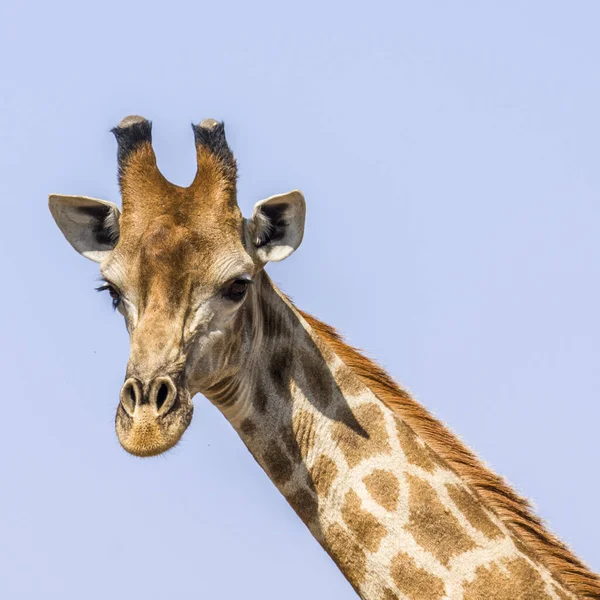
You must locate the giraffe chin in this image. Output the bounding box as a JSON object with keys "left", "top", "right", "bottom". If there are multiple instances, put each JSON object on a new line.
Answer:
{"left": 115, "top": 393, "right": 194, "bottom": 457}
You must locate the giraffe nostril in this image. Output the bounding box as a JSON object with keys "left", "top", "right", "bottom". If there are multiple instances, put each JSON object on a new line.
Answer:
{"left": 120, "top": 378, "right": 140, "bottom": 417}
{"left": 151, "top": 377, "right": 177, "bottom": 417}
{"left": 156, "top": 383, "right": 169, "bottom": 411}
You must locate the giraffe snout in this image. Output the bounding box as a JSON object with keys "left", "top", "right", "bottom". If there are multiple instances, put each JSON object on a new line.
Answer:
{"left": 115, "top": 375, "right": 194, "bottom": 457}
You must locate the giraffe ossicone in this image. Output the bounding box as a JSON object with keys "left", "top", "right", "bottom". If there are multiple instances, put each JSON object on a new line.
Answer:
{"left": 49, "top": 116, "right": 598, "bottom": 600}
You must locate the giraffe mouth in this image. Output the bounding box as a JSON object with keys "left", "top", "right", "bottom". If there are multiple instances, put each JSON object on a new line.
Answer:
{"left": 115, "top": 387, "right": 194, "bottom": 457}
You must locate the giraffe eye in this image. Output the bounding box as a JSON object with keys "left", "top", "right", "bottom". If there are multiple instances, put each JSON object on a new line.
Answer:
{"left": 223, "top": 278, "right": 252, "bottom": 302}
{"left": 96, "top": 283, "right": 122, "bottom": 310}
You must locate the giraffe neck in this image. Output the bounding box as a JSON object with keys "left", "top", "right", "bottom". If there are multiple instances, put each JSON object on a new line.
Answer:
{"left": 202, "top": 272, "right": 575, "bottom": 600}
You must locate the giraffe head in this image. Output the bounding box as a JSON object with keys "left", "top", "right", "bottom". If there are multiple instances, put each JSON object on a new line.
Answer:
{"left": 49, "top": 115, "right": 306, "bottom": 456}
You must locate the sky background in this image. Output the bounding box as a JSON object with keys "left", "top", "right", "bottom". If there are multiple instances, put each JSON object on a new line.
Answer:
{"left": 1, "top": 1, "right": 598, "bottom": 598}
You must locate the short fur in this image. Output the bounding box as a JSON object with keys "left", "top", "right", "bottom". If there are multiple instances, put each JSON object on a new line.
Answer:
{"left": 301, "top": 310, "right": 600, "bottom": 600}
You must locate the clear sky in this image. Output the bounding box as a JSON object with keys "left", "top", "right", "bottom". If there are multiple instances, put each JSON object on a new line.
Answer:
{"left": 1, "top": 1, "right": 598, "bottom": 598}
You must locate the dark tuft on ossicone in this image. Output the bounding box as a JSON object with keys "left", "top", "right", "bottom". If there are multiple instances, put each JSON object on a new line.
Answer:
{"left": 111, "top": 116, "right": 153, "bottom": 166}
{"left": 192, "top": 119, "right": 237, "bottom": 182}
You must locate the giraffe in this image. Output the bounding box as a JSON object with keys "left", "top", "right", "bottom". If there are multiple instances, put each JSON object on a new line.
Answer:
{"left": 49, "top": 115, "right": 599, "bottom": 600}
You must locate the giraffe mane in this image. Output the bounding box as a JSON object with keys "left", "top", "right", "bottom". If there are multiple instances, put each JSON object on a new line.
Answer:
{"left": 300, "top": 309, "right": 600, "bottom": 600}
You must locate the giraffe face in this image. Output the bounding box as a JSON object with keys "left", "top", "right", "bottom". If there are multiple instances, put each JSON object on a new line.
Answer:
{"left": 100, "top": 209, "right": 254, "bottom": 457}
{"left": 49, "top": 116, "right": 306, "bottom": 457}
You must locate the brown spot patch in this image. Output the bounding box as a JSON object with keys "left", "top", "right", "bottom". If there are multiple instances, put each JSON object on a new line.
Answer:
{"left": 288, "top": 488, "right": 318, "bottom": 525}
{"left": 292, "top": 409, "right": 316, "bottom": 459}
{"left": 323, "top": 523, "right": 367, "bottom": 592}
{"left": 342, "top": 489, "right": 388, "bottom": 553}
{"left": 363, "top": 469, "right": 400, "bottom": 512}
{"left": 390, "top": 551, "right": 446, "bottom": 600}
{"left": 381, "top": 589, "right": 398, "bottom": 600}
{"left": 262, "top": 442, "right": 293, "bottom": 486}
{"left": 270, "top": 350, "right": 292, "bottom": 397}
{"left": 396, "top": 417, "right": 441, "bottom": 473}
{"left": 252, "top": 388, "right": 268, "bottom": 414}
{"left": 332, "top": 403, "right": 391, "bottom": 468}
{"left": 336, "top": 365, "right": 365, "bottom": 397}
{"left": 240, "top": 418, "right": 256, "bottom": 437}
{"left": 405, "top": 474, "right": 475, "bottom": 565}
{"left": 464, "top": 557, "right": 552, "bottom": 599}
{"left": 280, "top": 425, "right": 297, "bottom": 458}
{"left": 446, "top": 483, "right": 503, "bottom": 540}
{"left": 311, "top": 454, "right": 338, "bottom": 497}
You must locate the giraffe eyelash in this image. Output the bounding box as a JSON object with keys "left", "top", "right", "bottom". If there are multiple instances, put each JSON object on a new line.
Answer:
{"left": 96, "top": 283, "right": 122, "bottom": 310}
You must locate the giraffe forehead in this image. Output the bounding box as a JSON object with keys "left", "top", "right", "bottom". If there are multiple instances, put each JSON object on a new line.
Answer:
{"left": 122, "top": 198, "right": 242, "bottom": 243}
{"left": 138, "top": 219, "right": 203, "bottom": 262}
{"left": 123, "top": 214, "right": 248, "bottom": 274}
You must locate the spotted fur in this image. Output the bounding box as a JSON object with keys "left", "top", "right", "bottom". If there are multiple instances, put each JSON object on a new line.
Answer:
{"left": 301, "top": 310, "right": 600, "bottom": 599}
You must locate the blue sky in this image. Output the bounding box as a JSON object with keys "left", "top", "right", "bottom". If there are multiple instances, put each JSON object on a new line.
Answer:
{"left": 1, "top": 1, "right": 598, "bottom": 598}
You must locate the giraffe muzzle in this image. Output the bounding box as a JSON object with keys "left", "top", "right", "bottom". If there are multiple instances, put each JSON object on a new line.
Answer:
{"left": 115, "top": 375, "right": 194, "bottom": 457}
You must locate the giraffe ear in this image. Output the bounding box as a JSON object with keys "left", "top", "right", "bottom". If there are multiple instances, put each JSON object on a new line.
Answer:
{"left": 250, "top": 190, "right": 306, "bottom": 263}
{"left": 49, "top": 194, "right": 120, "bottom": 263}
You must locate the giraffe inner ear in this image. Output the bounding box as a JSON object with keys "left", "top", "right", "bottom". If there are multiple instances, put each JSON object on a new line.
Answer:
{"left": 49, "top": 194, "right": 120, "bottom": 263}
{"left": 250, "top": 190, "right": 305, "bottom": 263}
